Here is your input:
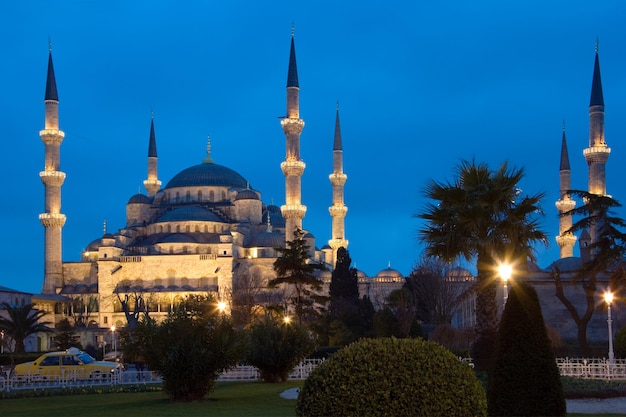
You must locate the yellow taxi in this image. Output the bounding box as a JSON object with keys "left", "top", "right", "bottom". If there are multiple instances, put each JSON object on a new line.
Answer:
{"left": 14, "top": 347, "right": 123, "bottom": 380}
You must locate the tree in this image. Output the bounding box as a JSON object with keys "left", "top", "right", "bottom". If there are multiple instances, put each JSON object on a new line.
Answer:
{"left": 67, "top": 295, "right": 98, "bottom": 327}
{"left": 231, "top": 266, "right": 267, "bottom": 327}
{"left": 488, "top": 281, "right": 565, "bottom": 416}
{"left": 329, "top": 247, "right": 360, "bottom": 320}
{"left": 405, "top": 255, "right": 465, "bottom": 326}
{"left": 53, "top": 318, "right": 82, "bottom": 350}
{"left": 132, "top": 294, "right": 245, "bottom": 401}
{"left": 270, "top": 227, "right": 325, "bottom": 324}
{"left": 552, "top": 191, "right": 626, "bottom": 356}
{"left": 0, "top": 302, "right": 54, "bottom": 353}
{"left": 246, "top": 317, "right": 316, "bottom": 382}
{"left": 418, "top": 160, "right": 547, "bottom": 370}
{"left": 113, "top": 283, "right": 151, "bottom": 330}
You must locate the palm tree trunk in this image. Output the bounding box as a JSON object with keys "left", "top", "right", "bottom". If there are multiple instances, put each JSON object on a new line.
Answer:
{"left": 472, "top": 251, "right": 498, "bottom": 371}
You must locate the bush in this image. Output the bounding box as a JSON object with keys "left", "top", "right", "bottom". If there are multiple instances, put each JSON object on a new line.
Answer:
{"left": 296, "top": 337, "right": 486, "bottom": 417}
{"left": 247, "top": 318, "right": 316, "bottom": 382}
{"left": 487, "top": 281, "right": 565, "bottom": 416}
{"left": 135, "top": 295, "right": 246, "bottom": 401}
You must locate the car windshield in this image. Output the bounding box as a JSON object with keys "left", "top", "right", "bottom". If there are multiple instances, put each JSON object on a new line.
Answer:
{"left": 77, "top": 352, "right": 95, "bottom": 364}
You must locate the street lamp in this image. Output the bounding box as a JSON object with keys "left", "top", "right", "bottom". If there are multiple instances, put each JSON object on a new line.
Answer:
{"left": 110, "top": 325, "right": 116, "bottom": 353}
{"left": 283, "top": 316, "right": 291, "bottom": 325}
{"left": 604, "top": 291, "right": 615, "bottom": 366}
{"left": 217, "top": 301, "right": 227, "bottom": 314}
{"left": 498, "top": 263, "right": 512, "bottom": 304}
{"left": 1, "top": 329, "right": 4, "bottom": 354}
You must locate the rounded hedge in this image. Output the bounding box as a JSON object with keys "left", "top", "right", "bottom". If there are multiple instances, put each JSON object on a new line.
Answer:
{"left": 296, "top": 337, "right": 486, "bottom": 417}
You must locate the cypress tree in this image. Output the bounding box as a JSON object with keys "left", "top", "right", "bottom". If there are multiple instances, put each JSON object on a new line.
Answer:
{"left": 487, "top": 281, "right": 565, "bottom": 416}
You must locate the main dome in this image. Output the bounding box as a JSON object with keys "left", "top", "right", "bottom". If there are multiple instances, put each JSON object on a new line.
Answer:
{"left": 164, "top": 161, "right": 248, "bottom": 189}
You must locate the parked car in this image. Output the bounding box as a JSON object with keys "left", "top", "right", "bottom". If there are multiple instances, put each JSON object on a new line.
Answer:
{"left": 14, "top": 347, "right": 123, "bottom": 380}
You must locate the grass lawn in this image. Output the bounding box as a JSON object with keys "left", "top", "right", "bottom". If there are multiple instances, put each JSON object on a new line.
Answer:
{"left": 0, "top": 381, "right": 303, "bottom": 417}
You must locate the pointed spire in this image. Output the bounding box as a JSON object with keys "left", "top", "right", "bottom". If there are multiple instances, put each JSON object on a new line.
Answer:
{"left": 560, "top": 122, "right": 570, "bottom": 171}
{"left": 203, "top": 135, "right": 214, "bottom": 163}
{"left": 333, "top": 102, "right": 342, "bottom": 151}
{"left": 45, "top": 46, "right": 58, "bottom": 101}
{"left": 103, "top": 219, "right": 107, "bottom": 235}
{"left": 286, "top": 27, "right": 299, "bottom": 88}
{"left": 266, "top": 210, "right": 273, "bottom": 233}
{"left": 148, "top": 114, "right": 157, "bottom": 158}
{"left": 590, "top": 40, "right": 604, "bottom": 107}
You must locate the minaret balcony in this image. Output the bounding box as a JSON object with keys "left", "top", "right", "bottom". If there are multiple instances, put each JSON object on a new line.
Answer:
{"left": 39, "top": 170, "right": 66, "bottom": 186}
{"left": 281, "top": 160, "right": 306, "bottom": 176}
{"left": 39, "top": 129, "right": 65, "bottom": 144}
{"left": 39, "top": 213, "right": 67, "bottom": 227}
{"left": 583, "top": 146, "right": 611, "bottom": 163}
{"left": 143, "top": 178, "right": 162, "bottom": 189}
{"left": 329, "top": 205, "right": 348, "bottom": 217}
{"left": 329, "top": 238, "right": 349, "bottom": 250}
{"left": 280, "top": 204, "right": 307, "bottom": 219}
{"left": 329, "top": 173, "right": 347, "bottom": 186}
{"left": 556, "top": 233, "right": 577, "bottom": 248}
{"left": 555, "top": 198, "right": 575, "bottom": 213}
{"left": 280, "top": 118, "right": 305, "bottom": 135}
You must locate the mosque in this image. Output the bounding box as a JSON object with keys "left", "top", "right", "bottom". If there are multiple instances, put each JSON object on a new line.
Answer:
{"left": 33, "top": 34, "right": 404, "bottom": 341}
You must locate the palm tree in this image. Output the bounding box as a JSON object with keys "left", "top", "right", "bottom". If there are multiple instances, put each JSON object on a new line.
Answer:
{"left": 417, "top": 160, "right": 547, "bottom": 370}
{"left": 0, "top": 302, "right": 53, "bottom": 353}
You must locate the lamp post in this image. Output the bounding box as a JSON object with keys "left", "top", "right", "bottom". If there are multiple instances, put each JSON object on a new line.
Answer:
{"left": 498, "top": 263, "right": 512, "bottom": 305}
{"left": 1, "top": 329, "right": 4, "bottom": 354}
{"left": 604, "top": 291, "right": 615, "bottom": 367}
{"left": 110, "top": 325, "right": 116, "bottom": 353}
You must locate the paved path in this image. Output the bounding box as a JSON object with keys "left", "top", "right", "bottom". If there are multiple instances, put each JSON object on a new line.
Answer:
{"left": 281, "top": 389, "right": 626, "bottom": 415}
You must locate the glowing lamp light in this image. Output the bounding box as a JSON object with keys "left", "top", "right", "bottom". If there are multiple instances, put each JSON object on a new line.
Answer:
{"left": 604, "top": 291, "right": 614, "bottom": 305}
{"left": 217, "top": 301, "right": 227, "bottom": 312}
{"left": 498, "top": 264, "right": 512, "bottom": 282}
{"left": 283, "top": 316, "right": 291, "bottom": 324}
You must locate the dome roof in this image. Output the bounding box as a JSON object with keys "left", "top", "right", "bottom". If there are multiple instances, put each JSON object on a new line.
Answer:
{"left": 157, "top": 206, "right": 222, "bottom": 222}
{"left": 376, "top": 266, "right": 403, "bottom": 279}
{"left": 85, "top": 238, "right": 101, "bottom": 252}
{"left": 128, "top": 193, "right": 152, "bottom": 204}
{"left": 165, "top": 161, "right": 248, "bottom": 189}
{"left": 546, "top": 257, "right": 582, "bottom": 273}
{"left": 157, "top": 233, "right": 196, "bottom": 244}
{"left": 235, "top": 189, "right": 260, "bottom": 201}
{"left": 249, "top": 231, "right": 285, "bottom": 248}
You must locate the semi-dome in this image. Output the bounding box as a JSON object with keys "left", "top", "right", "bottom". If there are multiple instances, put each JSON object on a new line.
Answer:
{"left": 235, "top": 189, "right": 260, "bottom": 201}
{"left": 128, "top": 193, "right": 152, "bottom": 204}
{"left": 157, "top": 206, "right": 222, "bottom": 222}
{"left": 249, "top": 231, "right": 285, "bottom": 248}
{"left": 165, "top": 161, "right": 248, "bottom": 189}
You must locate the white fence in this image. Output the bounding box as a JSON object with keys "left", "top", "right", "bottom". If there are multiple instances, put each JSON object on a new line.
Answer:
{"left": 0, "top": 359, "right": 324, "bottom": 392}
{"left": 556, "top": 357, "right": 626, "bottom": 380}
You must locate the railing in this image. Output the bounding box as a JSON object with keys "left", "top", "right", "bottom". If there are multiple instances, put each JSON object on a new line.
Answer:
{"left": 0, "top": 359, "right": 324, "bottom": 392}
{"left": 557, "top": 357, "right": 626, "bottom": 380}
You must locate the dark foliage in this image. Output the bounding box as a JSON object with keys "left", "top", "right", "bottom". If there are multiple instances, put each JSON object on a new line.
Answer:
{"left": 0, "top": 302, "right": 53, "bottom": 353}
{"left": 246, "top": 317, "right": 316, "bottom": 382}
{"left": 53, "top": 318, "right": 82, "bottom": 350}
{"left": 487, "top": 281, "right": 565, "bottom": 416}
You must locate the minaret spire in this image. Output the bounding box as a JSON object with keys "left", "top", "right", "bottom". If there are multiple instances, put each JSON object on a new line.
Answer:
{"left": 555, "top": 124, "right": 576, "bottom": 258}
{"left": 328, "top": 103, "right": 348, "bottom": 266}
{"left": 39, "top": 47, "right": 66, "bottom": 293}
{"left": 280, "top": 29, "right": 306, "bottom": 239}
{"left": 583, "top": 41, "right": 611, "bottom": 244}
{"left": 143, "top": 113, "right": 161, "bottom": 196}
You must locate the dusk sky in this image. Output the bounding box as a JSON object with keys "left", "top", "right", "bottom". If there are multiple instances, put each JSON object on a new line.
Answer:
{"left": 2, "top": 1, "right": 626, "bottom": 294}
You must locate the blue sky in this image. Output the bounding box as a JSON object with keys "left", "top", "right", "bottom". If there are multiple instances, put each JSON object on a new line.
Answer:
{"left": 2, "top": 1, "right": 626, "bottom": 294}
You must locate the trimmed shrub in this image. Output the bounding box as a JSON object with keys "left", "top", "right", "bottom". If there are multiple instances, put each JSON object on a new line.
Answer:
{"left": 296, "top": 337, "right": 486, "bottom": 417}
{"left": 487, "top": 281, "right": 565, "bottom": 416}
{"left": 247, "top": 318, "right": 316, "bottom": 383}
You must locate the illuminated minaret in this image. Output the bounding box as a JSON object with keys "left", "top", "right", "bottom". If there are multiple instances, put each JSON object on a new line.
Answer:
{"left": 39, "top": 46, "right": 66, "bottom": 294}
{"left": 143, "top": 114, "right": 161, "bottom": 196}
{"left": 280, "top": 29, "right": 306, "bottom": 239}
{"left": 555, "top": 124, "right": 576, "bottom": 258}
{"left": 583, "top": 41, "right": 610, "bottom": 242}
{"left": 328, "top": 104, "right": 348, "bottom": 267}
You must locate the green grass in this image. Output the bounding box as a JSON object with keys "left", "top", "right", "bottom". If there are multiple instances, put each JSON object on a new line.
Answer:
{"left": 0, "top": 381, "right": 303, "bottom": 417}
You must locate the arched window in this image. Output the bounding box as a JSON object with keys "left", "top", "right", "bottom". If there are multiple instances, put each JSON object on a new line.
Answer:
{"left": 221, "top": 190, "right": 226, "bottom": 200}
{"left": 198, "top": 190, "right": 203, "bottom": 201}
{"left": 209, "top": 190, "right": 215, "bottom": 201}
{"left": 186, "top": 191, "right": 191, "bottom": 202}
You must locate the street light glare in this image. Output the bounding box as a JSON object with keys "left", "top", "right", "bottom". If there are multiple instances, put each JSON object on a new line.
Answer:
{"left": 498, "top": 264, "right": 512, "bottom": 281}
{"left": 604, "top": 291, "right": 614, "bottom": 304}
{"left": 217, "top": 301, "right": 227, "bottom": 312}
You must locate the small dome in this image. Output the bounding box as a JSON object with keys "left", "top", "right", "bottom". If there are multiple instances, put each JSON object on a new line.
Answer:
{"left": 85, "top": 238, "right": 101, "bottom": 252}
{"left": 356, "top": 269, "right": 367, "bottom": 279}
{"left": 158, "top": 206, "right": 222, "bottom": 222}
{"left": 546, "top": 257, "right": 582, "bottom": 273}
{"left": 235, "top": 189, "right": 260, "bottom": 201}
{"left": 128, "top": 193, "right": 152, "bottom": 204}
{"left": 165, "top": 161, "right": 248, "bottom": 189}
{"left": 249, "top": 231, "right": 285, "bottom": 248}
{"left": 376, "top": 266, "right": 403, "bottom": 279}
{"left": 448, "top": 267, "right": 473, "bottom": 281}
{"left": 102, "top": 233, "right": 115, "bottom": 240}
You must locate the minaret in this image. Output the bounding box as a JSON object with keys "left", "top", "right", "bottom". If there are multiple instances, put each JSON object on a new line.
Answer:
{"left": 280, "top": 29, "right": 306, "bottom": 239}
{"left": 583, "top": 41, "right": 611, "bottom": 242}
{"left": 143, "top": 114, "right": 161, "bottom": 196}
{"left": 39, "top": 46, "right": 66, "bottom": 294}
{"left": 555, "top": 124, "right": 576, "bottom": 258}
{"left": 328, "top": 104, "right": 348, "bottom": 267}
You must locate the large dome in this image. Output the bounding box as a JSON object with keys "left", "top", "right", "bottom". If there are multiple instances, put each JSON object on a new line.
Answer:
{"left": 165, "top": 161, "right": 248, "bottom": 189}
